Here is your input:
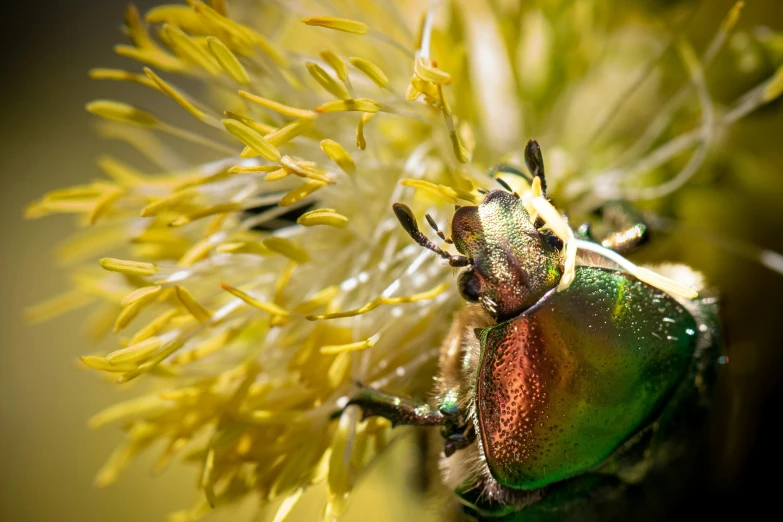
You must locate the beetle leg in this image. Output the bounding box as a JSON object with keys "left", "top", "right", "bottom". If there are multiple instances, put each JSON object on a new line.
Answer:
{"left": 342, "top": 387, "right": 445, "bottom": 427}
{"left": 341, "top": 386, "right": 475, "bottom": 457}
{"left": 435, "top": 308, "right": 485, "bottom": 457}
{"left": 443, "top": 424, "right": 476, "bottom": 457}
{"left": 591, "top": 200, "right": 649, "bottom": 255}
{"left": 576, "top": 222, "right": 595, "bottom": 242}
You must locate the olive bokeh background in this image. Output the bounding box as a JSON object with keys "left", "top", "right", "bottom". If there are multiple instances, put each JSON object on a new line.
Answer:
{"left": 1, "top": 1, "right": 781, "bottom": 521}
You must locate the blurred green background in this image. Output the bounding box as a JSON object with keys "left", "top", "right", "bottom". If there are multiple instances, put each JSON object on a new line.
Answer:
{"left": 1, "top": 1, "right": 782, "bottom": 521}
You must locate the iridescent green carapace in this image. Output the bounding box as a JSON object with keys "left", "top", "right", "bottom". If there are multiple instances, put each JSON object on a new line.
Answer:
{"left": 474, "top": 267, "right": 698, "bottom": 490}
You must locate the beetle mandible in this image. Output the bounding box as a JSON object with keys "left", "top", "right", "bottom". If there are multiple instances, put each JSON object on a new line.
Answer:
{"left": 341, "top": 139, "right": 720, "bottom": 520}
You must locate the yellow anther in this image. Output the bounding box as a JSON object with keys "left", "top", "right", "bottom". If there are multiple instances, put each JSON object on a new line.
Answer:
{"left": 238, "top": 90, "right": 316, "bottom": 120}
{"left": 356, "top": 112, "right": 374, "bottom": 150}
{"left": 414, "top": 58, "right": 452, "bottom": 85}
{"left": 89, "top": 68, "right": 159, "bottom": 89}
{"left": 306, "top": 62, "right": 350, "bottom": 99}
{"left": 349, "top": 57, "right": 389, "bottom": 89}
{"left": 177, "top": 237, "right": 214, "bottom": 267}
{"left": 262, "top": 237, "right": 309, "bottom": 263}
{"left": 320, "top": 337, "right": 376, "bottom": 354}
{"left": 86, "top": 100, "right": 159, "bottom": 127}
{"left": 280, "top": 156, "right": 333, "bottom": 183}
{"left": 130, "top": 309, "right": 179, "bottom": 345}
{"left": 265, "top": 169, "right": 289, "bottom": 182}
{"left": 88, "top": 393, "right": 171, "bottom": 430}
{"left": 293, "top": 286, "right": 340, "bottom": 315}
{"left": 99, "top": 257, "right": 159, "bottom": 276}
{"left": 407, "top": 77, "right": 439, "bottom": 102}
{"left": 320, "top": 50, "right": 349, "bottom": 82}
{"left": 264, "top": 119, "right": 313, "bottom": 147}
{"left": 171, "top": 329, "right": 235, "bottom": 365}
{"left": 40, "top": 182, "right": 113, "bottom": 201}
{"left": 106, "top": 337, "right": 162, "bottom": 365}
{"left": 222, "top": 119, "right": 281, "bottom": 161}
{"left": 140, "top": 189, "right": 197, "bottom": 217}
{"left": 114, "top": 44, "right": 185, "bottom": 72}
{"left": 227, "top": 165, "right": 280, "bottom": 174}
{"left": 320, "top": 139, "right": 355, "bottom": 175}
{"left": 223, "top": 111, "right": 277, "bottom": 135}
{"left": 98, "top": 156, "right": 147, "bottom": 187}
{"left": 88, "top": 188, "right": 123, "bottom": 225}
{"left": 273, "top": 260, "right": 298, "bottom": 305}
{"left": 301, "top": 17, "right": 369, "bottom": 35}
{"left": 216, "top": 241, "right": 272, "bottom": 256}
{"left": 80, "top": 355, "right": 137, "bottom": 373}
{"left": 449, "top": 130, "right": 469, "bottom": 164}
{"left": 124, "top": 4, "right": 157, "bottom": 50}
{"left": 220, "top": 283, "right": 290, "bottom": 316}
{"left": 327, "top": 352, "right": 352, "bottom": 390}
{"left": 278, "top": 180, "right": 326, "bottom": 207}
{"left": 113, "top": 301, "right": 145, "bottom": 333}
{"left": 145, "top": 5, "right": 211, "bottom": 34}
{"left": 315, "top": 98, "right": 381, "bottom": 114}
{"left": 297, "top": 208, "right": 349, "bottom": 229}
{"left": 121, "top": 286, "right": 163, "bottom": 307}
{"left": 405, "top": 81, "right": 422, "bottom": 102}
{"left": 169, "top": 202, "right": 242, "bottom": 227}
{"left": 193, "top": 1, "right": 287, "bottom": 66}
{"left": 174, "top": 286, "right": 212, "bottom": 323}
{"left": 399, "top": 179, "right": 478, "bottom": 204}
{"left": 160, "top": 23, "right": 221, "bottom": 75}
{"left": 206, "top": 36, "right": 250, "bottom": 84}
{"left": 307, "top": 282, "right": 449, "bottom": 320}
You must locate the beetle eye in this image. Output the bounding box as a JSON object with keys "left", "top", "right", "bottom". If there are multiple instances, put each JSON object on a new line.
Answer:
{"left": 458, "top": 271, "right": 481, "bottom": 302}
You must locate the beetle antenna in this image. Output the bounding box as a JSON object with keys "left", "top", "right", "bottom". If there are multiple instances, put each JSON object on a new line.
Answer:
{"left": 393, "top": 203, "right": 469, "bottom": 267}
{"left": 489, "top": 163, "right": 534, "bottom": 184}
{"left": 494, "top": 177, "right": 519, "bottom": 198}
{"left": 525, "top": 139, "right": 547, "bottom": 197}
{"left": 425, "top": 213, "right": 454, "bottom": 244}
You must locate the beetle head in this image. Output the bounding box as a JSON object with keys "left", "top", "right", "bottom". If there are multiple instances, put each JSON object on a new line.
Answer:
{"left": 451, "top": 190, "right": 562, "bottom": 320}
{"left": 393, "top": 189, "right": 562, "bottom": 321}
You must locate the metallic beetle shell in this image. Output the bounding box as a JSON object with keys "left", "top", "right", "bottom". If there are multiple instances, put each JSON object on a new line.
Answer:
{"left": 473, "top": 266, "right": 703, "bottom": 490}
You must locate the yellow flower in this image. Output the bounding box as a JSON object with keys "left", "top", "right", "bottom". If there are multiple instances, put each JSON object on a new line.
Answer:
{"left": 25, "top": 1, "right": 783, "bottom": 521}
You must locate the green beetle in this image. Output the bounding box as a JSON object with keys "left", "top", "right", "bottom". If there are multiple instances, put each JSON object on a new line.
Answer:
{"left": 344, "top": 140, "right": 720, "bottom": 520}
